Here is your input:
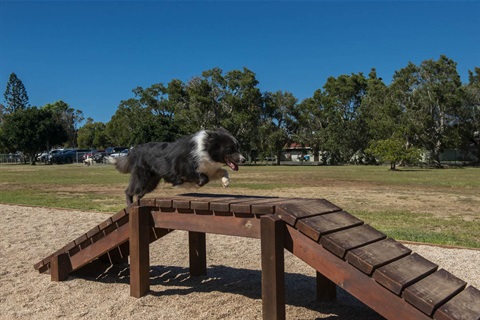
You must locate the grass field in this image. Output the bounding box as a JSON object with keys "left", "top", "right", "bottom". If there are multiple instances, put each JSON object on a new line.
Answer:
{"left": 1, "top": 163, "right": 479, "bottom": 248}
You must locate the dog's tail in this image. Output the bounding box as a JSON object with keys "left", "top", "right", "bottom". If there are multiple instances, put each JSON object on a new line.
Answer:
{"left": 108, "top": 156, "right": 131, "bottom": 174}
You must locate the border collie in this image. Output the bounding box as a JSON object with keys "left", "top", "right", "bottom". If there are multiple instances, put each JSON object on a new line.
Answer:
{"left": 111, "top": 128, "right": 245, "bottom": 205}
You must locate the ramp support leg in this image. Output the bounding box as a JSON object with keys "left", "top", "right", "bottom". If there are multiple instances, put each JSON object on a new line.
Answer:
{"left": 261, "top": 215, "right": 285, "bottom": 320}
{"left": 51, "top": 253, "right": 72, "bottom": 281}
{"left": 130, "top": 206, "right": 150, "bottom": 298}
{"left": 316, "top": 271, "right": 337, "bottom": 301}
{"left": 189, "top": 231, "right": 207, "bottom": 276}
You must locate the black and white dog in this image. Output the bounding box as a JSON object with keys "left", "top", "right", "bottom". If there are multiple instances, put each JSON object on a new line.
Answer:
{"left": 111, "top": 128, "right": 246, "bottom": 205}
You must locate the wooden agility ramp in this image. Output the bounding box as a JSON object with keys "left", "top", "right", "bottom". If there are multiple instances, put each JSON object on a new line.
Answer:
{"left": 34, "top": 194, "right": 480, "bottom": 320}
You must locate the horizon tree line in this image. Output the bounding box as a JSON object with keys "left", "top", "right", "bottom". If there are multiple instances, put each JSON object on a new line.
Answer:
{"left": 1, "top": 55, "right": 479, "bottom": 167}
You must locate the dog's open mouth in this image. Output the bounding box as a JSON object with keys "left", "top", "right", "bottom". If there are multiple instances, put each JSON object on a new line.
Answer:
{"left": 225, "top": 158, "right": 239, "bottom": 171}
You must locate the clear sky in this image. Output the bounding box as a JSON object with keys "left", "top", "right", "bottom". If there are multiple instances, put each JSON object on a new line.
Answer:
{"left": 1, "top": 1, "right": 479, "bottom": 124}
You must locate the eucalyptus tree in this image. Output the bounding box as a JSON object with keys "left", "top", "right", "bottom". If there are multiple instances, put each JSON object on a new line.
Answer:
{"left": 458, "top": 68, "right": 480, "bottom": 163}
{"left": 316, "top": 72, "right": 368, "bottom": 163}
{"left": 259, "top": 90, "right": 299, "bottom": 164}
{"left": 43, "top": 100, "right": 84, "bottom": 148}
{"left": 390, "top": 56, "right": 463, "bottom": 166}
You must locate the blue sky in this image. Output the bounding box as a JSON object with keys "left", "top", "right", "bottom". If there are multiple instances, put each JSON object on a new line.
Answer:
{"left": 1, "top": 1, "right": 479, "bottom": 124}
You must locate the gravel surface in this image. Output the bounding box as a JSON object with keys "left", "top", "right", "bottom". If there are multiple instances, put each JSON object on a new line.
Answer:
{"left": 1, "top": 204, "right": 478, "bottom": 320}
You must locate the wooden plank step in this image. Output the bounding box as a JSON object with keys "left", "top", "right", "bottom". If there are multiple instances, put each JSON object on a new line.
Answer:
{"left": 402, "top": 269, "right": 467, "bottom": 316}
{"left": 373, "top": 253, "right": 438, "bottom": 295}
{"left": 345, "top": 238, "right": 412, "bottom": 275}
{"left": 434, "top": 286, "right": 480, "bottom": 320}
{"left": 230, "top": 197, "right": 285, "bottom": 215}
{"left": 275, "top": 199, "right": 342, "bottom": 226}
{"left": 296, "top": 211, "right": 364, "bottom": 242}
{"left": 320, "top": 224, "right": 387, "bottom": 258}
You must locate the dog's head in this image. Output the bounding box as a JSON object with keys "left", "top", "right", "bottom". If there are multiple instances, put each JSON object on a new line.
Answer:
{"left": 205, "top": 128, "right": 246, "bottom": 171}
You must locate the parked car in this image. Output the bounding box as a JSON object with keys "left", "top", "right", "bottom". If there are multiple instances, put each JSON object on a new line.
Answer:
{"left": 50, "top": 149, "right": 93, "bottom": 164}
{"left": 109, "top": 149, "right": 129, "bottom": 158}
{"left": 106, "top": 147, "right": 129, "bottom": 156}
{"left": 92, "top": 151, "right": 106, "bottom": 163}
{"left": 47, "top": 149, "right": 66, "bottom": 164}
{"left": 36, "top": 151, "right": 49, "bottom": 162}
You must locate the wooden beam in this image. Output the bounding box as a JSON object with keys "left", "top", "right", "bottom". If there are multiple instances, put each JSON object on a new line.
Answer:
{"left": 261, "top": 215, "right": 285, "bottom": 320}
{"left": 316, "top": 271, "right": 336, "bottom": 301}
{"left": 189, "top": 232, "right": 207, "bottom": 276}
{"left": 50, "top": 253, "right": 72, "bottom": 281}
{"left": 129, "top": 206, "right": 151, "bottom": 298}
{"left": 151, "top": 210, "right": 261, "bottom": 238}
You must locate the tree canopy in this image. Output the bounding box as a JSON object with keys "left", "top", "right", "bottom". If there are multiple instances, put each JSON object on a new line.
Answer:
{"left": 2, "top": 55, "right": 479, "bottom": 167}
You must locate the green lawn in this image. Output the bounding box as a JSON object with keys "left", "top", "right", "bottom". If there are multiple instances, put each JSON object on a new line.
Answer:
{"left": 1, "top": 163, "right": 479, "bottom": 247}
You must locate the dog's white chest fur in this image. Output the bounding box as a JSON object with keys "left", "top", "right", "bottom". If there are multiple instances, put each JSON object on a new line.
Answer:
{"left": 192, "top": 131, "right": 230, "bottom": 187}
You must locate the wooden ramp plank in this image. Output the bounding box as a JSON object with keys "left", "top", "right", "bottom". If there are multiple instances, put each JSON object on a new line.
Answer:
{"left": 284, "top": 224, "right": 432, "bottom": 320}
{"left": 345, "top": 238, "right": 412, "bottom": 275}
{"left": 296, "top": 211, "right": 364, "bottom": 242}
{"left": 373, "top": 253, "right": 438, "bottom": 295}
{"left": 320, "top": 224, "right": 387, "bottom": 258}
{"left": 275, "top": 199, "right": 341, "bottom": 226}
{"left": 402, "top": 269, "right": 467, "bottom": 316}
{"left": 434, "top": 286, "right": 480, "bottom": 320}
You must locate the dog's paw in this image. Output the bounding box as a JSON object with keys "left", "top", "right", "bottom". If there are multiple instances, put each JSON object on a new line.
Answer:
{"left": 221, "top": 177, "right": 230, "bottom": 187}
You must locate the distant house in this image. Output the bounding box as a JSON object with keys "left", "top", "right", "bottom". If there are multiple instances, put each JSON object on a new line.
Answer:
{"left": 281, "top": 143, "right": 314, "bottom": 162}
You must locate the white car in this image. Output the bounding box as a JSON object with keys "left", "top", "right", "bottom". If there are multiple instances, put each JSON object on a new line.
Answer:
{"left": 109, "top": 149, "right": 129, "bottom": 158}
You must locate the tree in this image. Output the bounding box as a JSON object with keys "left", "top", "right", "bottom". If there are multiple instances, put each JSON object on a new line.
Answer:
{"left": 77, "top": 118, "right": 109, "bottom": 149}
{"left": 0, "top": 107, "right": 67, "bottom": 164}
{"left": 458, "top": 67, "right": 480, "bottom": 163}
{"left": 260, "top": 91, "right": 299, "bottom": 164}
{"left": 311, "top": 73, "right": 368, "bottom": 164}
{"left": 366, "top": 132, "right": 422, "bottom": 170}
{"left": 3, "top": 73, "right": 29, "bottom": 113}
{"left": 43, "top": 101, "right": 84, "bottom": 148}
{"left": 106, "top": 97, "right": 180, "bottom": 147}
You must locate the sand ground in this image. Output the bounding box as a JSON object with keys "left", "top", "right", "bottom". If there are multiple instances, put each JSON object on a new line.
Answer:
{"left": 1, "top": 203, "right": 479, "bottom": 320}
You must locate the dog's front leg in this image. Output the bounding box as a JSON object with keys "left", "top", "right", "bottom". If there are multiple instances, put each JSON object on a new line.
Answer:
{"left": 212, "top": 169, "right": 230, "bottom": 187}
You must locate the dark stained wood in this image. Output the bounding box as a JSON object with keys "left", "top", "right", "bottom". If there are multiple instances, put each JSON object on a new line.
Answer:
{"left": 229, "top": 197, "right": 283, "bottom": 214}
{"left": 320, "top": 225, "right": 387, "bottom": 258}
{"left": 70, "top": 223, "right": 129, "bottom": 271}
{"left": 209, "top": 197, "right": 262, "bottom": 213}
{"left": 296, "top": 211, "right": 364, "bottom": 242}
{"left": 284, "top": 224, "right": 432, "bottom": 320}
{"left": 345, "top": 238, "right": 412, "bottom": 275}
{"left": 275, "top": 199, "right": 341, "bottom": 226}
{"left": 189, "top": 232, "right": 207, "bottom": 277}
{"left": 98, "top": 217, "right": 114, "bottom": 231}
{"left": 129, "top": 206, "right": 151, "bottom": 298}
{"left": 373, "top": 253, "right": 438, "bottom": 295}
{"left": 50, "top": 253, "right": 72, "bottom": 282}
{"left": 434, "top": 286, "right": 480, "bottom": 320}
{"left": 111, "top": 208, "right": 127, "bottom": 223}
{"left": 86, "top": 226, "right": 100, "bottom": 239}
{"left": 316, "top": 271, "right": 336, "bottom": 301}
{"left": 151, "top": 210, "right": 261, "bottom": 239}
{"left": 402, "top": 269, "right": 467, "bottom": 316}
{"left": 261, "top": 215, "right": 285, "bottom": 320}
